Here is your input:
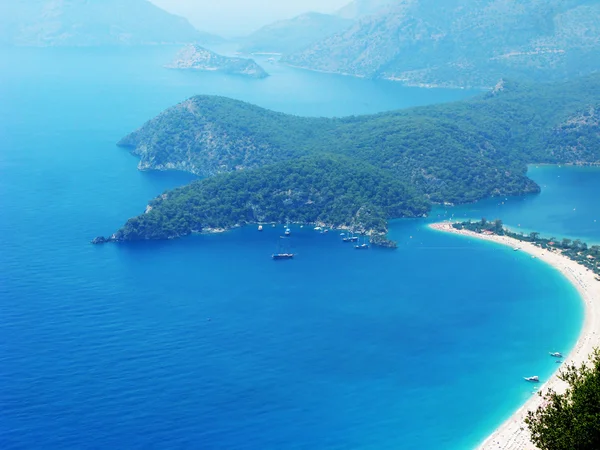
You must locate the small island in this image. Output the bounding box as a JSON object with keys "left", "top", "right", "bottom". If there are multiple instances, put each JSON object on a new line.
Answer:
{"left": 166, "top": 44, "right": 269, "bottom": 79}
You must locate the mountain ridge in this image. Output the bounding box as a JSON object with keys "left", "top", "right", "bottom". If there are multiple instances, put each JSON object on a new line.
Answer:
{"left": 238, "top": 12, "right": 352, "bottom": 55}
{"left": 283, "top": 0, "right": 600, "bottom": 88}
{"left": 0, "top": 0, "right": 223, "bottom": 47}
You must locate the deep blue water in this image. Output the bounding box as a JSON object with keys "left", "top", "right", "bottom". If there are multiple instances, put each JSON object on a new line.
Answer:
{"left": 0, "top": 47, "right": 593, "bottom": 449}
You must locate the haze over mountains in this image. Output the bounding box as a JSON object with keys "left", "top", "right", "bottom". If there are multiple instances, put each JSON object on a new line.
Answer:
{"left": 282, "top": 0, "right": 600, "bottom": 87}
{"left": 239, "top": 13, "right": 352, "bottom": 55}
{"left": 0, "top": 0, "right": 222, "bottom": 46}
{"left": 335, "top": 0, "right": 396, "bottom": 20}
{"left": 239, "top": 0, "right": 395, "bottom": 55}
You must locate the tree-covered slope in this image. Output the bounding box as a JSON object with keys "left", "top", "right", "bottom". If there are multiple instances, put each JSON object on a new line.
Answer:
{"left": 118, "top": 96, "right": 328, "bottom": 175}
{"left": 99, "top": 74, "right": 600, "bottom": 244}
{"left": 107, "top": 156, "right": 428, "bottom": 242}
{"left": 283, "top": 0, "right": 600, "bottom": 87}
{"left": 118, "top": 75, "right": 600, "bottom": 204}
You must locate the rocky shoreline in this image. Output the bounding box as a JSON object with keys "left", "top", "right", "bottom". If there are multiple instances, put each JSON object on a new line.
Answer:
{"left": 91, "top": 221, "right": 398, "bottom": 248}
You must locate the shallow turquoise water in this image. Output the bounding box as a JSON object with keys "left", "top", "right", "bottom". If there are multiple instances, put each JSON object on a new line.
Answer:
{"left": 0, "top": 47, "right": 590, "bottom": 449}
{"left": 438, "top": 166, "right": 600, "bottom": 244}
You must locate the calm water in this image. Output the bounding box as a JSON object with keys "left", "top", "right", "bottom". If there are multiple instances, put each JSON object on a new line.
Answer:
{"left": 0, "top": 47, "right": 593, "bottom": 449}
{"left": 437, "top": 166, "right": 600, "bottom": 244}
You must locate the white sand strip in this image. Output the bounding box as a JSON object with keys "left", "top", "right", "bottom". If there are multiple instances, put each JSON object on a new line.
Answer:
{"left": 429, "top": 222, "right": 600, "bottom": 450}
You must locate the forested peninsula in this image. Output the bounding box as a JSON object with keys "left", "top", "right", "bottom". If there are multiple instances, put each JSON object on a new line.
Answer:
{"left": 96, "top": 75, "right": 600, "bottom": 244}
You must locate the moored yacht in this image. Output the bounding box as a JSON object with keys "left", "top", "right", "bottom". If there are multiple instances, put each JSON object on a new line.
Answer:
{"left": 524, "top": 376, "right": 540, "bottom": 382}
{"left": 272, "top": 253, "right": 294, "bottom": 260}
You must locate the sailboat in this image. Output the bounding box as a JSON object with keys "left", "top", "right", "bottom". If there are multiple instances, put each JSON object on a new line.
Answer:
{"left": 284, "top": 224, "right": 291, "bottom": 236}
{"left": 342, "top": 231, "right": 358, "bottom": 243}
{"left": 355, "top": 235, "right": 369, "bottom": 250}
{"left": 272, "top": 236, "right": 294, "bottom": 260}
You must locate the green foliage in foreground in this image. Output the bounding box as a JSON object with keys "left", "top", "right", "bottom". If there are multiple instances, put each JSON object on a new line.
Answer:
{"left": 114, "top": 156, "right": 429, "bottom": 241}
{"left": 525, "top": 349, "right": 600, "bottom": 450}
{"left": 452, "top": 219, "right": 600, "bottom": 277}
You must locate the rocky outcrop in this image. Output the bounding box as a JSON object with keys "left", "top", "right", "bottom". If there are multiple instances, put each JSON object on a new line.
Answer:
{"left": 369, "top": 233, "right": 398, "bottom": 249}
{"left": 167, "top": 45, "right": 268, "bottom": 79}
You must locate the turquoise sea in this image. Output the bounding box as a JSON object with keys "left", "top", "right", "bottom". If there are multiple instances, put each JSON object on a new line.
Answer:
{"left": 0, "top": 46, "right": 597, "bottom": 449}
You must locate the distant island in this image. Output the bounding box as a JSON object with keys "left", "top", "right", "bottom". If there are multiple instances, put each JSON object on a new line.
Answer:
{"left": 94, "top": 74, "right": 600, "bottom": 245}
{"left": 167, "top": 45, "right": 268, "bottom": 79}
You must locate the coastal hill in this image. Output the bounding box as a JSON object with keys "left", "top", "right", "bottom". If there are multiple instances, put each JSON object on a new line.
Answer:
{"left": 100, "top": 75, "right": 600, "bottom": 243}
{"left": 282, "top": 0, "right": 600, "bottom": 88}
{"left": 105, "top": 155, "right": 429, "bottom": 243}
{"left": 238, "top": 12, "right": 352, "bottom": 55}
{"left": 167, "top": 45, "right": 268, "bottom": 79}
{"left": 0, "top": 0, "right": 222, "bottom": 47}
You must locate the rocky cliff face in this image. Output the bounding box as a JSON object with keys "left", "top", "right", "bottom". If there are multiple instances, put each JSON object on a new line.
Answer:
{"left": 283, "top": 0, "right": 600, "bottom": 88}
{"left": 167, "top": 44, "right": 268, "bottom": 78}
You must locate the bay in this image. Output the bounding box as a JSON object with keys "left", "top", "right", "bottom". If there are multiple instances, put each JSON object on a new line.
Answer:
{"left": 0, "top": 46, "right": 590, "bottom": 449}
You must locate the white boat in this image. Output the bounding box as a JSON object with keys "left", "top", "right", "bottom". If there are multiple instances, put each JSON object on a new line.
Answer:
{"left": 549, "top": 352, "right": 563, "bottom": 358}
{"left": 514, "top": 247, "right": 520, "bottom": 251}
{"left": 314, "top": 226, "right": 322, "bottom": 231}
{"left": 524, "top": 376, "right": 540, "bottom": 382}
{"left": 258, "top": 225, "right": 263, "bottom": 231}
{"left": 284, "top": 228, "right": 291, "bottom": 236}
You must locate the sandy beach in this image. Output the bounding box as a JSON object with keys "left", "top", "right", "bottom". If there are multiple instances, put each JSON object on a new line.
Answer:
{"left": 429, "top": 222, "right": 600, "bottom": 450}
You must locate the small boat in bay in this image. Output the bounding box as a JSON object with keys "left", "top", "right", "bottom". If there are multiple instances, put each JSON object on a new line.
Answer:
{"left": 549, "top": 352, "right": 563, "bottom": 358}
{"left": 272, "top": 253, "right": 294, "bottom": 260}
{"left": 272, "top": 236, "right": 294, "bottom": 260}
{"left": 342, "top": 231, "right": 359, "bottom": 242}
{"left": 258, "top": 225, "right": 263, "bottom": 231}
{"left": 355, "top": 235, "right": 369, "bottom": 250}
{"left": 524, "top": 376, "right": 539, "bottom": 382}
{"left": 284, "top": 228, "right": 291, "bottom": 236}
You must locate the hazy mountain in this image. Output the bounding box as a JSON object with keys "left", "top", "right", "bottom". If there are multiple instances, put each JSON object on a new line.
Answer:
{"left": 0, "top": 0, "right": 222, "bottom": 47}
{"left": 238, "top": 12, "right": 352, "bottom": 55}
{"left": 284, "top": 0, "right": 600, "bottom": 87}
{"left": 335, "top": 0, "right": 397, "bottom": 20}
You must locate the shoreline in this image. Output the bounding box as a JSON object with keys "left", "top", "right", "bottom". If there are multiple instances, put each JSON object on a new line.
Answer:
{"left": 429, "top": 222, "right": 600, "bottom": 450}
